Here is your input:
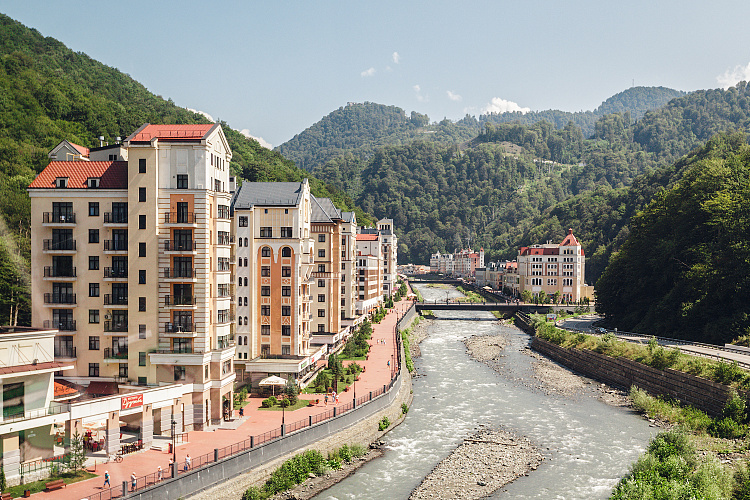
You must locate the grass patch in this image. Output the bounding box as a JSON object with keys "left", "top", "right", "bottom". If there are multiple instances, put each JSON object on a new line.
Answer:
{"left": 629, "top": 386, "right": 713, "bottom": 432}
{"left": 399, "top": 315, "right": 421, "bottom": 373}
{"left": 258, "top": 399, "right": 311, "bottom": 411}
{"left": 5, "top": 470, "right": 96, "bottom": 497}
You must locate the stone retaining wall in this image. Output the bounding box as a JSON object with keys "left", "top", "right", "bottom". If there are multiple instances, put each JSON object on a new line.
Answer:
{"left": 531, "top": 337, "right": 732, "bottom": 416}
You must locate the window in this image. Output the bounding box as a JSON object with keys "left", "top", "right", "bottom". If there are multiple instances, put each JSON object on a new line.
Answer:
{"left": 282, "top": 286, "right": 291, "bottom": 296}
{"left": 244, "top": 257, "right": 248, "bottom": 267}
{"left": 218, "top": 205, "right": 229, "bottom": 219}
{"left": 89, "top": 309, "right": 100, "bottom": 323}
{"left": 174, "top": 366, "right": 186, "bottom": 381}
{"left": 139, "top": 214, "right": 146, "bottom": 229}
{"left": 282, "top": 306, "right": 291, "bottom": 316}
{"left": 56, "top": 177, "right": 68, "bottom": 188}
{"left": 261, "top": 325, "right": 270, "bottom": 336}
{"left": 218, "top": 257, "right": 230, "bottom": 271}
{"left": 261, "top": 247, "right": 271, "bottom": 257}
{"left": 282, "top": 266, "right": 291, "bottom": 277}
{"left": 318, "top": 264, "right": 326, "bottom": 273}
{"left": 318, "top": 234, "right": 326, "bottom": 242}
{"left": 218, "top": 231, "right": 230, "bottom": 245}
{"left": 139, "top": 324, "right": 146, "bottom": 339}
{"left": 218, "top": 309, "right": 229, "bottom": 323}
{"left": 139, "top": 158, "right": 146, "bottom": 173}
{"left": 239, "top": 216, "right": 248, "bottom": 227}
{"left": 89, "top": 363, "right": 99, "bottom": 377}
{"left": 318, "top": 324, "right": 326, "bottom": 332}
{"left": 318, "top": 294, "right": 325, "bottom": 302}
{"left": 89, "top": 202, "right": 99, "bottom": 216}
{"left": 318, "top": 309, "right": 325, "bottom": 317}
{"left": 139, "top": 242, "right": 146, "bottom": 257}
{"left": 261, "top": 305, "right": 270, "bottom": 316}
{"left": 89, "top": 336, "right": 100, "bottom": 350}
{"left": 139, "top": 297, "right": 146, "bottom": 312}
{"left": 318, "top": 280, "right": 325, "bottom": 287}
{"left": 282, "top": 247, "right": 292, "bottom": 257}
{"left": 318, "top": 249, "right": 325, "bottom": 258}
{"left": 218, "top": 283, "right": 229, "bottom": 297}
{"left": 261, "top": 286, "right": 270, "bottom": 296}
{"left": 139, "top": 270, "right": 146, "bottom": 284}
{"left": 261, "top": 266, "right": 270, "bottom": 277}
{"left": 177, "top": 174, "right": 188, "bottom": 189}
{"left": 139, "top": 352, "right": 146, "bottom": 367}
{"left": 244, "top": 277, "right": 248, "bottom": 286}
{"left": 281, "top": 227, "right": 292, "bottom": 238}
{"left": 89, "top": 283, "right": 100, "bottom": 297}
{"left": 244, "top": 297, "right": 248, "bottom": 306}
{"left": 89, "top": 229, "right": 99, "bottom": 243}
{"left": 282, "top": 345, "right": 290, "bottom": 355}
{"left": 119, "top": 363, "right": 128, "bottom": 378}
{"left": 222, "top": 360, "right": 231, "bottom": 375}
{"left": 282, "top": 325, "right": 291, "bottom": 337}
{"left": 139, "top": 187, "right": 146, "bottom": 202}
{"left": 238, "top": 239, "right": 242, "bottom": 248}
{"left": 89, "top": 256, "right": 99, "bottom": 270}
{"left": 260, "top": 227, "right": 272, "bottom": 238}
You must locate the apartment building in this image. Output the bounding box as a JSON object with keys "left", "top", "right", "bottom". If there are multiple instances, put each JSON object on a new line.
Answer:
{"left": 231, "top": 181, "right": 322, "bottom": 385}
{"left": 518, "top": 229, "right": 586, "bottom": 302}
{"left": 310, "top": 196, "right": 343, "bottom": 338}
{"left": 355, "top": 233, "right": 383, "bottom": 314}
{"left": 429, "top": 251, "right": 454, "bottom": 275}
{"left": 376, "top": 218, "right": 398, "bottom": 296}
{"left": 339, "top": 212, "right": 358, "bottom": 321}
{"left": 28, "top": 124, "right": 236, "bottom": 429}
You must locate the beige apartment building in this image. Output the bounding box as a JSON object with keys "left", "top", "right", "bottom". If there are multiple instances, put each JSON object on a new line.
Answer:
{"left": 377, "top": 218, "right": 398, "bottom": 296}
{"left": 518, "top": 229, "right": 587, "bottom": 302}
{"left": 355, "top": 233, "right": 383, "bottom": 314}
{"left": 28, "top": 124, "right": 236, "bottom": 429}
{"left": 339, "top": 212, "right": 358, "bottom": 321}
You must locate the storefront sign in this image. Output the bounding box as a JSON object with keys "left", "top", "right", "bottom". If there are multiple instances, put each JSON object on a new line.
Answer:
{"left": 121, "top": 393, "right": 143, "bottom": 410}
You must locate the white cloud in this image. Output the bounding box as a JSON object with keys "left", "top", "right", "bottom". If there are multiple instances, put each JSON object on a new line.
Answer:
{"left": 392, "top": 51, "right": 400, "bottom": 64}
{"left": 361, "top": 67, "right": 376, "bottom": 77}
{"left": 413, "top": 84, "right": 420, "bottom": 92}
{"left": 187, "top": 108, "right": 215, "bottom": 122}
{"left": 239, "top": 129, "right": 272, "bottom": 149}
{"left": 413, "top": 84, "right": 427, "bottom": 102}
{"left": 446, "top": 90, "right": 462, "bottom": 102}
{"left": 482, "top": 97, "right": 530, "bottom": 115}
{"left": 717, "top": 62, "right": 750, "bottom": 89}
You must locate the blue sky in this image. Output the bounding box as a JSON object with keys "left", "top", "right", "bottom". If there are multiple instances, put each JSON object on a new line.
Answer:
{"left": 4, "top": 1, "right": 750, "bottom": 147}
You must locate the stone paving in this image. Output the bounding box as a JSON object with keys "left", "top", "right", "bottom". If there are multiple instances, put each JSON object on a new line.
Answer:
{"left": 35, "top": 299, "right": 412, "bottom": 500}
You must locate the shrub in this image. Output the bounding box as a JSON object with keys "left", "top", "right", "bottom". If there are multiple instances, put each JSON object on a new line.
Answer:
{"left": 733, "top": 463, "right": 750, "bottom": 500}
{"left": 327, "top": 458, "right": 342, "bottom": 470}
{"left": 261, "top": 396, "right": 277, "bottom": 408}
{"left": 647, "top": 429, "right": 695, "bottom": 465}
{"left": 350, "top": 443, "right": 367, "bottom": 457}
{"left": 1, "top": 465, "right": 6, "bottom": 492}
{"left": 401, "top": 403, "right": 408, "bottom": 414}
{"left": 722, "top": 390, "right": 747, "bottom": 423}
{"left": 378, "top": 416, "right": 391, "bottom": 431}
{"left": 285, "top": 379, "right": 299, "bottom": 406}
{"left": 347, "top": 362, "right": 362, "bottom": 376}
{"left": 241, "top": 486, "right": 264, "bottom": 500}
{"left": 338, "top": 444, "right": 352, "bottom": 463}
{"left": 713, "top": 360, "right": 743, "bottom": 385}
{"left": 279, "top": 398, "right": 290, "bottom": 408}
{"left": 708, "top": 417, "right": 745, "bottom": 439}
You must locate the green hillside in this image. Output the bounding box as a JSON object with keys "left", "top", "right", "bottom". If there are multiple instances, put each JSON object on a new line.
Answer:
{"left": 0, "top": 13, "right": 365, "bottom": 326}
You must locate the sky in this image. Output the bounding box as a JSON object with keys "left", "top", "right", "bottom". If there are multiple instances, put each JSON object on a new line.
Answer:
{"left": 4, "top": 1, "right": 750, "bottom": 148}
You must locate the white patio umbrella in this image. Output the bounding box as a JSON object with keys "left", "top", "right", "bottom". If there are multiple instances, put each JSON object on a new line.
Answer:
{"left": 259, "top": 375, "right": 287, "bottom": 396}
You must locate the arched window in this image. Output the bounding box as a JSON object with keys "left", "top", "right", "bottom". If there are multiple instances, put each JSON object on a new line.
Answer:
{"left": 261, "top": 246, "right": 271, "bottom": 257}
{"left": 244, "top": 237, "right": 248, "bottom": 247}
{"left": 244, "top": 296, "right": 248, "bottom": 306}
{"left": 238, "top": 238, "right": 243, "bottom": 247}
{"left": 244, "top": 257, "right": 248, "bottom": 267}
{"left": 237, "top": 336, "right": 243, "bottom": 345}
{"left": 281, "top": 247, "right": 291, "bottom": 257}
{"left": 238, "top": 277, "right": 242, "bottom": 286}
{"left": 238, "top": 257, "right": 242, "bottom": 267}
{"left": 244, "top": 277, "right": 248, "bottom": 286}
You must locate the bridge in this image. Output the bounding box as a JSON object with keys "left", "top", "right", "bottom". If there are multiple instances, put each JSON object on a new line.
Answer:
{"left": 413, "top": 300, "right": 572, "bottom": 315}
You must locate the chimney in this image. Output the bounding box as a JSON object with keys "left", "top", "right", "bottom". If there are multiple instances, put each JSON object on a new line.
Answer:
{"left": 568, "top": 228, "right": 573, "bottom": 234}
{"left": 99, "top": 136, "right": 104, "bottom": 147}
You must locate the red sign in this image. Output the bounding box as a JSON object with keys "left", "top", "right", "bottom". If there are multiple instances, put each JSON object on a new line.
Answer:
{"left": 121, "top": 394, "right": 143, "bottom": 410}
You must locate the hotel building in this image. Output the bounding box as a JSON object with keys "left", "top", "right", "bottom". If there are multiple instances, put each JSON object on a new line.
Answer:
{"left": 517, "top": 229, "right": 587, "bottom": 302}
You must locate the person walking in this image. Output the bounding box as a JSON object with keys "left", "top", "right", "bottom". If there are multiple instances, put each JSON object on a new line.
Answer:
{"left": 157, "top": 466, "right": 163, "bottom": 482}
{"left": 131, "top": 472, "right": 137, "bottom": 491}
{"left": 103, "top": 470, "right": 110, "bottom": 488}
{"left": 185, "top": 454, "right": 191, "bottom": 471}
{"left": 168, "top": 457, "right": 174, "bottom": 473}
{"left": 324, "top": 394, "right": 328, "bottom": 406}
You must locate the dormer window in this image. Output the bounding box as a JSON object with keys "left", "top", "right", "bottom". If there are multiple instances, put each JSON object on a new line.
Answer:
{"left": 55, "top": 177, "right": 68, "bottom": 188}
{"left": 87, "top": 178, "right": 100, "bottom": 188}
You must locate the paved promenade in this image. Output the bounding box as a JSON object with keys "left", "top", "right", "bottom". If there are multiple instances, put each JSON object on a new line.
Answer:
{"left": 33, "top": 300, "right": 411, "bottom": 500}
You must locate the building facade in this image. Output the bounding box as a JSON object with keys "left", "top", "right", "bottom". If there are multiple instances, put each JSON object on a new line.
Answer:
{"left": 355, "top": 233, "right": 383, "bottom": 314}
{"left": 517, "top": 229, "right": 586, "bottom": 302}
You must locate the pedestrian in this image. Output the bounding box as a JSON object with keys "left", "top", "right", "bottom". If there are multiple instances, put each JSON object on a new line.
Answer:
{"left": 157, "top": 466, "right": 163, "bottom": 482}
{"left": 131, "top": 472, "right": 137, "bottom": 491}
{"left": 239, "top": 407, "right": 244, "bottom": 417}
{"left": 103, "top": 470, "right": 110, "bottom": 488}
{"left": 168, "top": 457, "right": 174, "bottom": 472}
{"left": 185, "top": 454, "right": 191, "bottom": 471}
{"left": 387, "top": 359, "right": 390, "bottom": 368}
{"left": 324, "top": 394, "right": 328, "bottom": 405}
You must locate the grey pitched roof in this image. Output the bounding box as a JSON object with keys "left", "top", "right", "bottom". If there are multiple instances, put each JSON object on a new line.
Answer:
{"left": 232, "top": 181, "right": 305, "bottom": 210}
{"left": 310, "top": 195, "right": 342, "bottom": 223}
{"left": 341, "top": 211, "right": 355, "bottom": 223}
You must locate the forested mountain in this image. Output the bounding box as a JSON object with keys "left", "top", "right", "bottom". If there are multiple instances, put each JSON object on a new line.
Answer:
{"left": 275, "top": 87, "right": 685, "bottom": 172}
{"left": 595, "top": 133, "right": 750, "bottom": 343}
{"left": 0, "top": 13, "right": 366, "bottom": 326}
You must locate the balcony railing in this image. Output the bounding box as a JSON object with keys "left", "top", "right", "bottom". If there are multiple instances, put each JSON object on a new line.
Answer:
{"left": 104, "top": 240, "right": 128, "bottom": 251}
{"left": 165, "top": 212, "right": 196, "bottom": 224}
{"left": 165, "top": 295, "right": 196, "bottom": 306}
{"left": 1, "top": 402, "right": 70, "bottom": 424}
{"left": 163, "top": 268, "right": 195, "bottom": 278}
{"left": 164, "top": 240, "right": 197, "bottom": 252}
{"left": 44, "top": 266, "right": 76, "bottom": 278}
{"left": 104, "top": 212, "right": 128, "bottom": 224}
{"left": 44, "top": 320, "right": 76, "bottom": 331}
{"left": 104, "top": 294, "right": 128, "bottom": 305}
{"left": 104, "top": 267, "right": 128, "bottom": 279}
{"left": 54, "top": 346, "right": 76, "bottom": 358}
{"left": 43, "top": 212, "right": 76, "bottom": 224}
{"left": 104, "top": 321, "right": 128, "bottom": 332}
{"left": 164, "top": 323, "right": 194, "bottom": 333}
{"left": 43, "top": 239, "right": 76, "bottom": 251}
{"left": 44, "top": 293, "right": 76, "bottom": 305}
{"left": 103, "top": 347, "right": 128, "bottom": 360}
{"left": 217, "top": 235, "right": 234, "bottom": 245}
{"left": 152, "top": 347, "right": 194, "bottom": 354}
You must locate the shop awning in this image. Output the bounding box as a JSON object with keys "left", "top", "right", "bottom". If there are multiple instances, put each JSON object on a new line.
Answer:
{"left": 86, "top": 381, "right": 119, "bottom": 396}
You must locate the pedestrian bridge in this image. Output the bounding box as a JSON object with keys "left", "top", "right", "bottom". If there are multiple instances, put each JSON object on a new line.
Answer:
{"left": 413, "top": 301, "right": 556, "bottom": 314}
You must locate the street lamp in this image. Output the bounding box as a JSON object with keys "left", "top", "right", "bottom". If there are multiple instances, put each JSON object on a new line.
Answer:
{"left": 445, "top": 291, "right": 449, "bottom": 303}
{"left": 352, "top": 376, "right": 356, "bottom": 408}
{"left": 281, "top": 395, "right": 285, "bottom": 436}
{"left": 170, "top": 418, "right": 176, "bottom": 469}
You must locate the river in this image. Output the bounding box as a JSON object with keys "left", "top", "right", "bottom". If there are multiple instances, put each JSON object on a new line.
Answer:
{"left": 316, "top": 284, "right": 655, "bottom": 499}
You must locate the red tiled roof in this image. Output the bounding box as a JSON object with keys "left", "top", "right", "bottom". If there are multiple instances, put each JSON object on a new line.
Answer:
{"left": 54, "top": 381, "right": 79, "bottom": 398}
{"left": 560, "top": 228, "right": 580, "bottom": 247}
{"left": 518, "top": 247, "right": 559, "bottom": 256}
{"left": 68, "top": 142, "right": 90, "bottom": 157}
{"left": 0, "top": 361, "right": 68, "bottom": 375}
{"left": 357, "top": 234, "right": 379, "bottom": 241}
{"left": 127, "top": 123, "right": 216, "bottom": 143}
{"left": 28, "top": 161, "right": 128, "bottom": 189}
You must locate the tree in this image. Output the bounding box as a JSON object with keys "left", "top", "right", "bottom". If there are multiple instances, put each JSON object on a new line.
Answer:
{"left": 69, "top": 431, "right": 86, "bottom": 471}
{"left": 521, "top": 290, "right": 533, "bottom": 303}
{"left": 284, "top": 379, "right": 299, "bottom": 406}
{"left": 552, "top": 291, "right": 561, "bottom": 304}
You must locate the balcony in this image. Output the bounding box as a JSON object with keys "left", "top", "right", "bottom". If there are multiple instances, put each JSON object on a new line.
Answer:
{"left": 104, "top": 321, "right": 128, "bottom": 332}
{"left": 164, "top": 240, "right": 197, "bottom": 252}
{"left": 104, "top": 240, "right": 128, "bottom": 253}
{"left": 163, "top": 268, "right": 196, "bottom": 279}
{"left": 43, "top": 266, "right": 76, "bottom": 279}
{"left": 151, "top": 347, "right": 195, "bottom": 354}
{"left": 103, "top": 212, "right": 128, "bottom": 225}
{"left": 43, "top": 293, "right": 76, "bottom": 305}
{"left": 164, "top": 322, "right": 194, "bottom": 333}
{"left": 1, "top": 402, "right": 70, "bottom": 424}
{"left": 164, "top": 212, "right": 196, "bottom": 224}
{"left": 44, "top": 320, "right": 77, "bottom": 331}
{"left": 43, "top": 212, "right": 76, "bottom": 225}
{"left": 104, "top": 294, "right": 128, "bottom": 306}
{"left": 217, "top": 235, "right": 234, "bottom": 246}
{"left": 43, "top": 239, "right": 76, "bottom": 252}
{"left": 54, "top": 346, "right": 77, "bottom": 358}
{"left": 104, "top": 267, "right": 128, "bottom": 279}
{"left": 103, "top": 347, "right": 128, "bottom": 360}
{"left": 165, "top": 295, "right": 197, "bottom": 306}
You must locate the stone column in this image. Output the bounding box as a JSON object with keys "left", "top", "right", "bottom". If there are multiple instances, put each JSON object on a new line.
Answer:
{"left": 141, "top": 404, "right": 153, "bottom": 449}
{"left": 106, "top": 411, "right": 120, "bottom": 454}
{"left": 1, "top": 434, "right": 21, "bottom": 484}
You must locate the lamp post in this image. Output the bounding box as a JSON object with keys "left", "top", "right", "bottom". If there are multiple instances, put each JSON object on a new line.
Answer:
{"left": 352, "top": 375, "right": 356, "bottom": 408}
{"left": 170, "top": 418, "right": 176, "bottom": 466}
{"left": 445, "top": 291, "right": 449, "bottom": 304}
{"left": 281, "top": 395, "right": 285, "bottom": 436}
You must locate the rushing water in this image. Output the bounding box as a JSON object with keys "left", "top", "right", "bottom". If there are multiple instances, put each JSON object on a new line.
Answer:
{"left": 316, "top": 284, "right": 656, "bottom": 499}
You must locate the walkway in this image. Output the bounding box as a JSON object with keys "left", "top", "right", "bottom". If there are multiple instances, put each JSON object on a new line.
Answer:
{"left": 35, "top": 300, "right": 412, "bottom": 500}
